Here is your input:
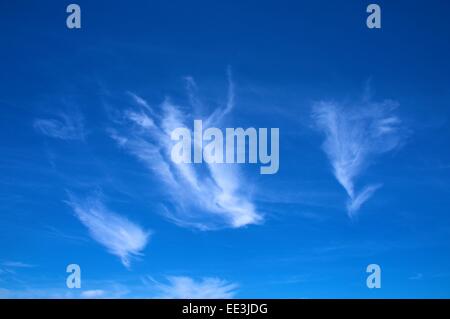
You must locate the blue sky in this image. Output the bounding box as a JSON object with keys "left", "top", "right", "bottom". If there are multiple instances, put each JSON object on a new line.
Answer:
{"left": 1, "top": 0, "right": 450, "bottom": 298}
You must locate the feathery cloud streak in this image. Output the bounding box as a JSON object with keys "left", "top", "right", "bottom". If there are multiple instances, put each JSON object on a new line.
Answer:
{"left": 34, "top": 109, "right": 85, "bottom": 140}
{"left": 110, "top": 72, "right": 262, "bottom": 230}
{"left": 67, "top": 196, "right": 150, "bottom": 267}
{"left": 154, "top": 276, "right": 238, "bottom": 299}
{"left": 312, "top": 98, "right": 406, "bottom": 216}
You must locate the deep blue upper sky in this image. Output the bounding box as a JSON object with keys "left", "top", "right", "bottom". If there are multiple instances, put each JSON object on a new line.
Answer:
{"left": 1, "top": 0, "right": 450, "bottom": 298}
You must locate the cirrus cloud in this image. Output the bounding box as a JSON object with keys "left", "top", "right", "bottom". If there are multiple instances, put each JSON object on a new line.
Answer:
{"left": 312, "top": 96, "right": 407, "bottom": 217}
{"left": 67, "top": 195, "right": 150, "bottom": 268}
{"left": 154, "top": 276, "right": 238, "bottom": 299}
{"left": 109, "top": 71, "right": 262, "bottom": 230}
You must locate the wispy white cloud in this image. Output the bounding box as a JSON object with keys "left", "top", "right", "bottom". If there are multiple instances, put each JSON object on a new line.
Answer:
{"left": 1, "top": 261, "right": 35, "bottom": 268}
{"left": 408, "top": 273, "right": 423, "bottom": 280}
{"left": 0, "top": 261, "right": 35, "bottom": 279}
{"left": 312, "top": 97, "right": 406, "bottom": 217}
{"left": 80, "top": 289, "right": 106, "bottom": 298}
{"left": 0, "top": 285, "right": 129, "bottom": 299}
{"left": 0, "top": 276, "right": 236, "bottom": 299}
{"left": 110, "top": 71, "right": 262, "bottom": 230}
{"left": 67, "top": 195, "right": 150, "bottom": 268}
{"left": 0, "top": 288, "right": 72, "bottom": 299}
{"left": 154, "top": 276, "right": 238, "bottom": 299}
{"left": 204, "top": 66, "right": 235, "bottom": 126}
{"left": 34, "top": 109, "right": 85, "bottom": 140}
